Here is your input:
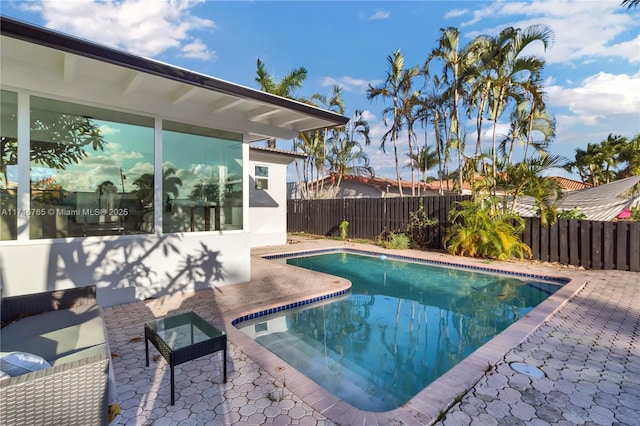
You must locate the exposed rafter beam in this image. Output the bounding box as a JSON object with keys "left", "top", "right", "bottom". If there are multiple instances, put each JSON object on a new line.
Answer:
{"left": 210, "top": 97, "right": 244, "bottom": 113}
{"left": 62, "top": 52, "right": 76, "bottom": 82}
{"left": 170, "top": 85, "right": 197, "bottom": 105}
{"left": 269, "top": 115, "right": 308, "bottom": 127}
{"left": 122, "top": 71, "right": 145, "bottom": 95}
{"left": 244, "top": 106, "right": 279, "bottom": 120}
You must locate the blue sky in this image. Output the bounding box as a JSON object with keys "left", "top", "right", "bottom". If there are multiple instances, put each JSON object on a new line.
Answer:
{"left": 2, "top": 0, "right": 639, "bottom": 182}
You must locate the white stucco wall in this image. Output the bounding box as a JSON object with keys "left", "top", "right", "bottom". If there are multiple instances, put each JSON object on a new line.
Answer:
{"left": 0, "top": 37, "right": 254, "bottom": 306}
{"left": 248, "top": 150, "right": 294, "bottom": 248}
{"left": 0, "top": 233, "right": 251, "bottom": 306}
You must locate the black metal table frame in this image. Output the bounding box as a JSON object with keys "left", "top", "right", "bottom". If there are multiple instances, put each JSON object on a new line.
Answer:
{"left": 144, "top": 311, "right": 227, "bottom": 405}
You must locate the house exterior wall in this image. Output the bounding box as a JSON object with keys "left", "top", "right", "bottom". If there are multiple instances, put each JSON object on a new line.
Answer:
{"left": 1, "top": 44, "right": 252, "bottom": 307}
{"left": 0, "top": 233, "right": 251, "bottom": 307}
{"left": 334, "top": 181, "right": 386, "bottom": 198}
{"left": 249, "top": 151, "right": 292, "bottom": 248}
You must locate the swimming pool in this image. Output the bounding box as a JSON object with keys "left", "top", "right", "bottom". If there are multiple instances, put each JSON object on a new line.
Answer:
{"left": 234, "top": 249, "right": 566, "bottom": 412}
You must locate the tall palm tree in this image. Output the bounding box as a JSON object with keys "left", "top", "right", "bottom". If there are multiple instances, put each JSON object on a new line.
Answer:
{"left": 483, "top": 25, "right": 553, "bottom": 187}
{"left": 420, "top": 74, "right": 450, "bottom": 194}
{"left": 310, "top": 85, "right": 345, "bottom": 195}
{"left": 255, "top": 58, "right": 308, "bottom": 148}
{"left": 294, "top": 130, "right": 323, "bottom": 198}
{"left": 621, "top": 0, "right": 639, "bottom": 8}
{"left": 397, "top": 67, "right": 422, "bottom": 196}
{"left": 464, "top": 34, "right": 493, "bottom": 164}
{"left": 428, "top": 27, "right": 468, "bottom": 193}
{"left": 367, "top": 49, "right": 418, "bottom": 197}
{"left": 501, "top": 98, "right": 555, "bottom": 166}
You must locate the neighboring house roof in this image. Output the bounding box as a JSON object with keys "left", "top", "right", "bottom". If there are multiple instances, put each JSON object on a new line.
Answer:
{"left": 300, "top": 175, "right": 472, "bottom": 198}
{"left": 0, "top": 16, "right": 349, "bottom": 142}
{"left": 548, "top": 176, "right": 592, "bottom": 191}
{"left": 335, "top": 174, "right": 473, "bottom": 192}
{"left": 515, "top": 174, "right": 640, "bottom": 221}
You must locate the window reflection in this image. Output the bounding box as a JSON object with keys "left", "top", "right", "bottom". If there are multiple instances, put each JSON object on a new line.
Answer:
{"left": 29, "top": 96, "right": 154, "bottom": 238}
{"left": 162, "top": 120, "right": 243, "bottom": 233}
{"left": 0, "top": 90, "right": 18, "bottom": 240}
{"left": 255, "top": 165, "right": 269, "bottom": 190}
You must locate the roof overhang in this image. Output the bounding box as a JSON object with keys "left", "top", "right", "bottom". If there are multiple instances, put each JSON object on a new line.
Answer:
{"left": 249, "top": 146, "right": 306, "bottom": 165}
{"left": 0, "top": 16, "right": 349, "bottom": 142}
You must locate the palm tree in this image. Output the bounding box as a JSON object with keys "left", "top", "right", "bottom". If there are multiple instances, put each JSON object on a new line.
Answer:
{"left": 397, "top": 68, "right": 422, "bottom": 196}
{"left": 324, "top": 110, "right": 372, "bottom": 197}
{"left": 428, "top": 27, "right": 469, "bottom": 193}
{"left": 346, "top": 109, "right": 372, "bottom": 147}
{"left": 500, "top": 98, "right": 555, "bottom": 166}
{"left": 505, "top": 154, "right": 565, "bottom": 217}
{"left": 407, "top": 145, "right": 438, "bottom": 183}
{"left": 464, "top": 34, "right": 493, "bottom": 164}
{"left": 621, "top": 0, "right": 639, "bottom": 8}
{"left": 569, "top": 142, "right": 606, "bottom": 185}
{"left": 367, "top": 49, "right": 418, "bottom": 197}
{"left": 294, "top": 130, "right": 323, "bottom": 198}
{"left": 420, "top": 74, "right": 450, "bottom": 194}
{"left": 310, "top": 85, "right": 346, "bottom": 195}
{"left": 255, "top": 58, "right": 308, "bottom": 148}
{"left": 618, "top": 133, "right": 640, "bottom": 177}
{"left": 327, "top": 134, "right": 374, "bottom": 196}
{"left": 483, "top": 25, "right": 554, "bottom": 187}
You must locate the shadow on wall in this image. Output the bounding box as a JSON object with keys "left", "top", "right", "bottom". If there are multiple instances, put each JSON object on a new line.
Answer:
{"left": 44, "top": 234, "right": 225, "bottom": 306}
{"left": 249, "top": 176, "right": 279, "bottom": 208}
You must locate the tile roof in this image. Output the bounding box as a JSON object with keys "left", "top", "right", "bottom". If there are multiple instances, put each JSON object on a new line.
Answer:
{"left": 548, "top": 176, "right": 592, "bottom": 191}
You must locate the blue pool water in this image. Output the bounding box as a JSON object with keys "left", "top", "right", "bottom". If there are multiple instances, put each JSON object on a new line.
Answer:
{"left": 236, "top": 251, "right": 563, "bottom": 412}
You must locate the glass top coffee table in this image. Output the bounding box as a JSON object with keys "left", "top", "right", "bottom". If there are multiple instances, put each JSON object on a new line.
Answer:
{"left": 144, "top": 311, "right": 227, "bottom": 405}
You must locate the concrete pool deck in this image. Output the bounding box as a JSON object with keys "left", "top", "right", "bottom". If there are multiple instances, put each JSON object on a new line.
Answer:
{"left": 107, "top": 235, "right": 640, "bottom": 425}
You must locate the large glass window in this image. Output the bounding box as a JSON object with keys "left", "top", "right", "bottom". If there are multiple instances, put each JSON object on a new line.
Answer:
{"left": 0, "top": 90, "right": 18, "bottom": 240}
{"left": 29, "top": 96, "right": 154, "bottom": 238}
{"left": 162, "top": 121, "right": 243, "bottom": 233}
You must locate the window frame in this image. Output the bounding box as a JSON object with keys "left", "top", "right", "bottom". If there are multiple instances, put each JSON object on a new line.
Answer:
{"left": 254, "top": 165, "right": 269, "bottom": 190}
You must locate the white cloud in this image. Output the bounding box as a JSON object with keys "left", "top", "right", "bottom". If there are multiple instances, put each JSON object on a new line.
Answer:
{"left": 369, "top": 10, "right": 390, "bottom": 21}
{"left": 462, "top": 0, "right": 638, "bottom": 65}
{"left": 445, "top": 8, "right": 470, "bottom": 19}
{"left": 321, "top": 76, "right": 371, "bottom": 92}
{"left": 548, "top": 71, "right": 640, "bottom": 125}
{"left": 181, "top": 38, "right": 216, "bottom": 60}
{"left": 27, "top": 0, "right": 215, "bottom": 58}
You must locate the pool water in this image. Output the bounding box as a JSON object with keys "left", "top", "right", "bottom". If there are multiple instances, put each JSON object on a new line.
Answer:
{"left": 236, "top": 252, "right": 562, "bottom": 412}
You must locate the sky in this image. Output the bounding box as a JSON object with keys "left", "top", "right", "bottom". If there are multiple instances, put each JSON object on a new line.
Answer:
{"left": 2, "top": 0, "right": 639, "bottom": 182}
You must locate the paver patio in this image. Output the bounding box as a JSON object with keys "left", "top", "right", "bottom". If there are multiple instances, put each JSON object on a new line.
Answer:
{"left": 107, "top": 235, "right": 639, "bottom": 425}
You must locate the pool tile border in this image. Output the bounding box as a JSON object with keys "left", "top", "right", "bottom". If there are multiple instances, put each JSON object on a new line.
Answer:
{"left": 264, "top": 247, "right": 570, "bottom": 284}
{"left": 231, "top": 289, "right": 349, "bottom": 326}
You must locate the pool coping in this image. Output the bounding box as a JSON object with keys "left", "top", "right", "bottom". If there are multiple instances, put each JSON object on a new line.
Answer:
{"left": 221, "top": 242, "right": 587, "bottom": 425}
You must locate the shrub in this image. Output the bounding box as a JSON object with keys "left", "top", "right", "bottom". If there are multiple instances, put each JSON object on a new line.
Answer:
{"left": 443, "top": 200, "right": 532, "bottom": 261}
{"left": 339, "top": 220, "right": 349, "bottom": 240}
{"left": 377, "top": 232, "right": 410, "bottom": 250}
{"left": 557, "top": 207, "right": 586, "bottom": 220}
{"left": 406, "top": 203, "right": 438, "bottom": 249}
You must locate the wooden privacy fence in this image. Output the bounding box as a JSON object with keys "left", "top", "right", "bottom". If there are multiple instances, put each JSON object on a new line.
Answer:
{"left": 522, "top": 217, "right": 640, "bottom": 272}
{"left": 287, "top": 196, "right": 640, "bottom": 272}
{"left": 288, "top": 195, "right": 469, "bottom": 250}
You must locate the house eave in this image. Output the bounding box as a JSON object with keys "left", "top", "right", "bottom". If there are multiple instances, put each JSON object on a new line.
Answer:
{"left": 0, "top": 15, "right": 349, "bottom": 141}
